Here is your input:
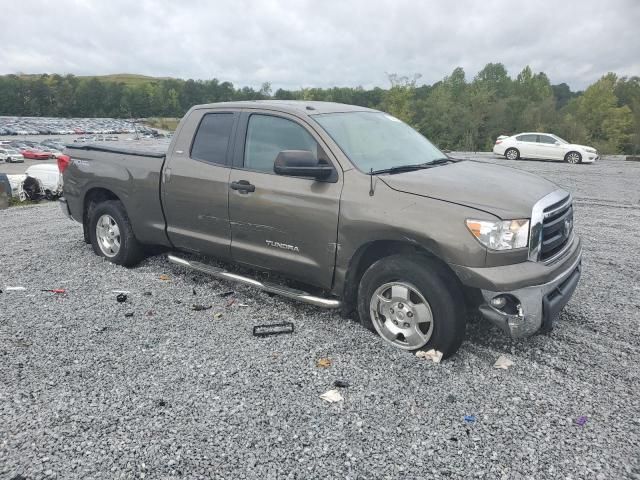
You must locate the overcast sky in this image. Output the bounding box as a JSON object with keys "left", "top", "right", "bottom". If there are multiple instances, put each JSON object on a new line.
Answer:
{"left": 1, "top": 0, "right": 639, "bottom": 90}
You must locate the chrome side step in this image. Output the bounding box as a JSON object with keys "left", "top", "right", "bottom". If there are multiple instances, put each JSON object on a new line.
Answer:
{"left": 167, "top": 254, "right": 342, "bottom": 309}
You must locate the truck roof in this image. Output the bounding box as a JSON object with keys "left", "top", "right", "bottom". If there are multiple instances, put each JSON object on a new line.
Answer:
{"left": 193, "top": 100, "right": 379, "bottom": 115}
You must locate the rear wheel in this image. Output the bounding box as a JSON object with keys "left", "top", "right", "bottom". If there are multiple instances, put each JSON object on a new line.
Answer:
{"left": 565, "top": 151, "right": 581, "bottom": 164}
{"left": 505, "top": 148, "right": 519, "bottom": 160}
{"left": 89, "top": 200, "right": 143, "bottom": 266}
{"left": 357, "top": 254, "right": 465, "bottom": 358}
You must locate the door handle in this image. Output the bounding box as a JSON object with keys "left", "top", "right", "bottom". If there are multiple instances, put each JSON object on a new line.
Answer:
{"left": 230, "top": 180, "right": 255, "bottom": 193}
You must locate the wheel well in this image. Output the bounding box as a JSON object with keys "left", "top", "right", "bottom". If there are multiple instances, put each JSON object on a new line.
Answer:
{"left": 341, "top": 240, "right": 466, "bottom": 317}
{"left": 83, "top": 188, "right": 120, "bottom": 234}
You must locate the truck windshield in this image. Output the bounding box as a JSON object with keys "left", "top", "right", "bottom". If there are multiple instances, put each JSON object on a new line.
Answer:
{"left": 313, "top": 111, "right": 446, "bottom": 172}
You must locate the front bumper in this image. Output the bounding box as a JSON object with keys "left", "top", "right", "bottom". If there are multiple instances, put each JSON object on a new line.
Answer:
{"left": 477, "top": 247, "right": 582, "bottom": 338}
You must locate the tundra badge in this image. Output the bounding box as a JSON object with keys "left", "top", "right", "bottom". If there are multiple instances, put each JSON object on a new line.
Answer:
{"left": 266, "top": 240, "right": 300, "bottom": 253}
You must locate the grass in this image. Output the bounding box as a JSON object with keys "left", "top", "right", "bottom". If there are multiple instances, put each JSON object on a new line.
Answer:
{"left": 145, "top": 117, "right": 180, "bottom": 132}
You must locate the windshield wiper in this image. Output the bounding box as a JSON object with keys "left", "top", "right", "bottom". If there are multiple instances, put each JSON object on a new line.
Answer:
{"left": 370, "top": 158, "right": 455, "bottom": 175}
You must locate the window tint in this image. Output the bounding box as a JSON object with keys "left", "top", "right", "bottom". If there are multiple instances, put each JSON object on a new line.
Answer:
{"left": 244, "top": 115, "right": 318, "bottom": 173}
{"left": 191, "top": 113, "right": 234, "bottom": 164}
{"left": 538, "top": 135, "right": 556, "bottom": 144}
{"left": 517, "top": 134, "right": 537, "bottom": 142}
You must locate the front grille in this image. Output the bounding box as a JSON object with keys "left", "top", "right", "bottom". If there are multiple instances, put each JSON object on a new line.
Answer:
{"left": 540, "top": 195, "right": 573, "bottom": 262}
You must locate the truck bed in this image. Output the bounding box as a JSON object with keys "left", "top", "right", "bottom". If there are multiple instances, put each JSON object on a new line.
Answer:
{"left": 63, "top": 140, "right": 171, "bottom": 247}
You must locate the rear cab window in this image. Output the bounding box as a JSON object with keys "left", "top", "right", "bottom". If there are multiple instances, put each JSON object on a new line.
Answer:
{"left": 190, "top": 113, "right": 235, "bottom": 165}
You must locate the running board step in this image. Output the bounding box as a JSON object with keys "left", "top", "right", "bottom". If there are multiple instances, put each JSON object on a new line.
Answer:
{"left": 167, "top": 254, "right": 342, "bottom": 309}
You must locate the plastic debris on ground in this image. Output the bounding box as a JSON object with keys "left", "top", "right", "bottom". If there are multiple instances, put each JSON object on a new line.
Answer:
{"left": 143, "top": 291, "right": 152, "bottom": 296}
{"left": 159, "top": 274, "right": 170, "bottom": 281}
{"left": 252, "top": 322, "right": 294, "bottom": 337}
{"left": 333, "top": 380, "right": 350, "bottom": 388}
{"left": 316, "top": 358, "right": 332, "bottom": 368}
{"left": 225, "top": 297, "right": 236, "bottom": 307}
{"left": 192, "top": 304, "right": 212, "bottom": 311}
{"left": 116, "top": 293, "right": 127, "bottom": 303}
{"left": 112, "top": 290, "right": 130, "bottom": 294}
{"left": 464, "top": 415, "right": 477, "bottom": 424}
{"left": 125, "top": 312, "right": 134, "bottom": 318}
{"left": 42, "top": 289, "right": 66, "bottom": 294}
{"left": 213, "top": 312, "right": 223, "bottom": 319}
{"left": 415, "top": 349, "right": 443, "bottom": 363}
{"left": 219, "top": 290, "right": 235, "bottom": 297}
{"left": 494, "top": 355, "right": 514, "bottom": 369}
{"left": 575, "top": 415, "right": 588, "bottom": 426}
{"left": 319, "top": 389, "right": 343, "bottom": 403}
{"left": 5, "top": 286, "right": 26, "bottom": 291}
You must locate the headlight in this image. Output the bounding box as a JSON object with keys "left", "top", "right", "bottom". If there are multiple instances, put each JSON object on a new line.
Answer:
{"left": 584, "top": 147, "right": 597, "bottom": 154}
{"left": 466, "top": 219, "right": 530, "bottom": 250}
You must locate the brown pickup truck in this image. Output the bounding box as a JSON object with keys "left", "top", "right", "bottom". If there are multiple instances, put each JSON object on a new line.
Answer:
{"left": 59, "top": 101, "right": 582, "bottom": 357}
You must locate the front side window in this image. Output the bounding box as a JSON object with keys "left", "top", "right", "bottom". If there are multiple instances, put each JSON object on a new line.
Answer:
{"left": 190, "top": 113, "right": 235, "bottom": 165}
{"left": 244, "top": 115, "right": 318, "bottom": 173}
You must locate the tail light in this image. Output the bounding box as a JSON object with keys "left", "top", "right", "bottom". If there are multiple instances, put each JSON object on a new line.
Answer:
{"left": 57, "top": 155, "right": 71, "bottom": 173}
{"left": 495, "top": 140, "right": 502, "bottom": 145}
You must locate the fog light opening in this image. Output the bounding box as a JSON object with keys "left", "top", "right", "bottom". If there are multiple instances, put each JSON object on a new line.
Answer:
{"left": 490, "top": 294, "right": 521, "bottom": 315}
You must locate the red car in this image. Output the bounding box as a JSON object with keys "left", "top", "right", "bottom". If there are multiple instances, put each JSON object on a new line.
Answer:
{"left": 21, "top": 149, "right": 51, "bottom": 160}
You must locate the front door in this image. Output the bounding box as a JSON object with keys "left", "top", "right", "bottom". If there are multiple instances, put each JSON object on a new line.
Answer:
{"left": 162, "top": 110, "right": 238, "bottom": 260}
{"left": 228, "top": 111, "right": 342, "bottom": 289}
{"left": 535, "top": 134, "right": 563, "bottom": 160}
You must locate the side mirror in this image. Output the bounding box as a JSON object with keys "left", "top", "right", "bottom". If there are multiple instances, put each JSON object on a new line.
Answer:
{"left": 274, "top": 150, "right": 334, "bottom": 180}
{"left": 554, "top": 141, "right": 561, "bottom": 145}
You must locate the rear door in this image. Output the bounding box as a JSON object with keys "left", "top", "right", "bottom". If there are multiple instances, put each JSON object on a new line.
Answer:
{"left": 515, "top": 134, "right": 538, "bottom": 158}
{"left": 228, "top": 110, "right": 342, "bottom": 289}
{"left": 162, "top": 109, "right": 238, "bottom": 260}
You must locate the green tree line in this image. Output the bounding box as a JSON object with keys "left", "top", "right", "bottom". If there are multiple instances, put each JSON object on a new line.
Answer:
{"left": 1, "top": 64, "right": 638, "bottom": 154}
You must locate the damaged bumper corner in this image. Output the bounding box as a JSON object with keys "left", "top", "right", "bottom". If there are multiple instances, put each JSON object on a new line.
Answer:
{"left": 478, "top": 250, "right": 582, "bottom": 338}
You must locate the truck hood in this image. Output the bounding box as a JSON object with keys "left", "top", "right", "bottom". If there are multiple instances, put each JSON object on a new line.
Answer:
{"left": 379, "top": 160, "right": 558, "bottom": 219}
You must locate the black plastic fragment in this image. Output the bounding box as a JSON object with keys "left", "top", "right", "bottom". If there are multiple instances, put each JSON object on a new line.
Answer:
{"left": 192, "top": 304, "right": 212, "bottom": 311}
{"left": 219, "top": 290, "right": 235, "bottom": 297}
{"left": 334, "top": 380, "right": 350, "bottom": 388}
{"left": 125, "top": 312, "right": 134, "bottom": 318}
{"left": 116, "top": 293, "right": 127, "bottom": 303}
{"left": 253, "top": 322, "right": 295, "bottom": 337}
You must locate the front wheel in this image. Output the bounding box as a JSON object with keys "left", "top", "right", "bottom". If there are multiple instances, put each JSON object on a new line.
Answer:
{"left": 89, "top": 200, "right": 144, "bottom": 267}
{"left": 357, "top": 254, "right": 465, "bottom": 358}
{"left": 565, "top": 151, "right": 581, "bottom": 164}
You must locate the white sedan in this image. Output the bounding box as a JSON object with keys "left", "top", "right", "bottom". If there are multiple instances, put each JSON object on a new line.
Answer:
{"left": 0, "top": 147, "right": 25, "bottom": 163}
{"left": 493, "top": 133, "right": 598, "bottom": 164}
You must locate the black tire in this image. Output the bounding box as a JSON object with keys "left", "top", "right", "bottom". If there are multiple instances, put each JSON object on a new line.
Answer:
{"left": 88, "top": 200, "right": 144, "bottom": 267}
{"left": 504, "top": 148, "right": 519, "bottom": 160}
{"left": 564, "top": 151, "right": 582, "bottom": 164}
{"left": 357, "top": 254, "right": 465, "bottom": 359}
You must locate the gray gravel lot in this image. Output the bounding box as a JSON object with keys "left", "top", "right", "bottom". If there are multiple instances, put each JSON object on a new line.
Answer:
{"left": 1, "top": 155, "right": 639, "bottom": 479}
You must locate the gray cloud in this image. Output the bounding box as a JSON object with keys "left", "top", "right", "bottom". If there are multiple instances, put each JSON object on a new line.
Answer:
{"left": 1, "top": 0, "right": 639, "bottom": 90}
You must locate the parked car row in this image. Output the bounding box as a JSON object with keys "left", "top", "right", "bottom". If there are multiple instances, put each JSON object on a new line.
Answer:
{"left": 0, "top": 138, "right": 66, "bottom": 162}
{"left": 0, "top": 116, "right": 139, "bottom": 136}
{"left": 493, "top": 132, "right": 598, "bottom": 164}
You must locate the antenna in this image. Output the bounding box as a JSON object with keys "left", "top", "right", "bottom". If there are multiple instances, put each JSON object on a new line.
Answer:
{"left": 369, "top": 168, "right": 375, "bottom": 196}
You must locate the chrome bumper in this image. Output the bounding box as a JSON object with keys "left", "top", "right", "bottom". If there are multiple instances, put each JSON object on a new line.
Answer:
{"left": 478, "top": 248, "right": 582, "bottom": 338}
{"left": 59, "top": 197, "right": 72, "bottom": 219}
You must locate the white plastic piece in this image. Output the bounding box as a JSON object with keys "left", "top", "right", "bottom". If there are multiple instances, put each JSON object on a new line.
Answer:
{"left": 494, "top": 355, "right": 514, "bottom": 369}
{"left": 416, "top": 349, "right": 443, "bottom": 363}
{"left": 319, "top": 389, "right": 343, "bottom": 403}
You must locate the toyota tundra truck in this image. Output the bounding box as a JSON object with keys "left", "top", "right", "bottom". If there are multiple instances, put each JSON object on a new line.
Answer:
{"left": 59, "top": 101, "right": 582, "bottom": 358}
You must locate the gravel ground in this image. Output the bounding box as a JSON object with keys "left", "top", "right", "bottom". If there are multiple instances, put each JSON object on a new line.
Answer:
{"left": 1, "top": 155, "right": 639, "bottom": 479}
